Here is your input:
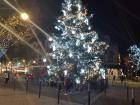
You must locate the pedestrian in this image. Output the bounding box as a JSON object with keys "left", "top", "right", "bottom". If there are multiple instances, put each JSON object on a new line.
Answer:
{"left": 113, "top": 75, "right": 116, "bottom": 81}
{"left": 64, "top": 77, "right": 69, "bottom": 95}
{"left": 120, "top": 75, "right": 124, "bottom": 84}
{"left": 112, "top": 75, "right": 116, "bottom": 85}
{"left": 4, "top": 71, "right": 10, "bottom": 85}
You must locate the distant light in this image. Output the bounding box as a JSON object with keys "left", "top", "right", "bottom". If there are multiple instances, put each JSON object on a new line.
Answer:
{"left": 22, "top": 59, "right": 25, "bottom": 63}
{"left": 25, "top": 67, "right": 28, "bottom": 74}
{"left": 69, "top": 52, "right": 73, "bottom": 58}
{"left": 43, "top": 58, "right": 47, "bottom": 63}
{"left": 33, "top": 60, "right": 36, "bottom": 64}
{"left": 47, "top": 65, "right": 50, "bottom": 69}
{"left": 75, "top": 77, "right": 80, "bottom": 84}
{"left": 49, "top": 37, "right": 53, "bottom": 41}
{"left": 9, "top": 61, "right": 11, "bottom": 64}
{"left": 18, "top": 62, "right": 21, "bottom": 65}
{"left": 100, "top": 68, "right": 106, "bottom": 79}
{"left": 64, "top": 70, "right": 68, "bottom": 76}
{"left": 20, "top": 13, "right": 29, "bottom": 20}
{"left": 88, "top": 26, "right": 91, "bottom": 30}
{"left": 80, "top": 69, "right": 85, "bottom": 74}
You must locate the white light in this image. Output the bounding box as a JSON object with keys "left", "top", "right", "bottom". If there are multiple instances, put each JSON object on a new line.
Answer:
{"left": 69, "top": 52, "right": 73, "bottom": 57}
{"left": 83, "top": 44, "right": 86, "bottom": 48}
{"left": 52, "top": 46, "right": 56, "bottom": 51}
{"left": 25, "top": 67, "right": 28, "bottom": 74}
{"left": 72, "top": 30, "right": 76, "bottom": 34}
{"left": 33, "top": 60, "right": 36, "bottom": 64}
{"left": 75, "top": 77, "right": 80, "bottom": 84}
{"left": 49, "top": 37, "right": 53, "bottom": 41}
{"left": 20, "top": 13, "right": 29, "bottom": 20}
{"left": 100, "top": 68, "right": 105, "bottom": 79}
{"left": 54, "top": 26, "right": 60, "bottom": 30}
{"left": 47, "top": 65, "right": 50, "bottom": 69}
{"left": 88, "top": 26, "right": 91, "bottom": 30}
{"left": 90, "top": 14, "right": 94, "bottom": 18}
{"left": 76, "top": 40, "right": 80, "bottom": 46}
{"left": 52, "top": 54, "right": 56, "bottom": 58}
{"left": 81, "top": 34, "right": 85, "bottom": 40}
{"left": 80, "top": 69, "right": 85, "bottom": 74}
{"left": 64, "top": 70, "right": 68, "bottom": 76}
{"left": 58, "top": 19, "right": 61, "bottom": 23}
{"left": 77, "top": 4, "right": 81, "bottom": 11}
{"left": 73, "top": 20, "right": 76, "bottom": 23}
{"left": 84, "top": 18, "right": 89, "bottom": 25}
{"left": 43, "top": 58, "right": 47, "bottom": 63}
{"left": 92, "top": 38, "right": 96, "bottom": 43}
{"left": 18, "top": 62, "right": 21, "bottom": 65}
{"left": 95, "top": 62, "right": 100, "bottom": 70}
{"left": 48, "top": 70, "right": 51, "bottom": 76}
{"left": 88, "top": 46, "right": 92, "bottom": 53}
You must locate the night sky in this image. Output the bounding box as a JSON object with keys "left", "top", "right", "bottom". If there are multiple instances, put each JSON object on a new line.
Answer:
{"left": 9, "top": 0, "right": 140, "bottom": 55}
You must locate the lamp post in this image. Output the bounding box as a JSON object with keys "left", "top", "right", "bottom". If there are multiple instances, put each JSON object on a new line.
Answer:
{"left": 0, "top": 62, "right": 2, "bottom": 74}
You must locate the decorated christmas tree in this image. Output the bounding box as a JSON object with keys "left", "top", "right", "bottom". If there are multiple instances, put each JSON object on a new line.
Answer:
{"left": 48, "top": 0, "right": 108, "bottom": 83}
{"left": 128, "top": 45, "right": 140, "bottom": 75}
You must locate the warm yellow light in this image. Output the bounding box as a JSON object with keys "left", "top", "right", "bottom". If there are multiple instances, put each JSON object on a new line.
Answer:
{"left": 33, "top": 60, "right": 36, "bottom": 64}
{"left": 22, "top": 59, "right": 26, "bottom": 63}
{"left": 20, "top": 13, "right": 29, "bottom": 20}
{"left": 9, "top": 61, "right": 11, "bottom": 64}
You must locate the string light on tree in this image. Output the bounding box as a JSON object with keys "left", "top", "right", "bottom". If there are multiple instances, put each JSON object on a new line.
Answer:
{"left": 49, "top": 0, "right": 108, "bottom": 83}
{"left": 0, "top": 15, "right": 34, "bottom": 48}
{"left": 128, "top": 45, "right": 140, "bottom": 73}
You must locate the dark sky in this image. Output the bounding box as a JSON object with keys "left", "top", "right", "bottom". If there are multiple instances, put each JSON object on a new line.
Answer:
{"left": 14, "top": 0, "right": 140, "bottom": 54}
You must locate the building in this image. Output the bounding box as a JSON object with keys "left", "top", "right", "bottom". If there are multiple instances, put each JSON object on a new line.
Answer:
{"left": 102, "top": 35, "right": 122, "bottom": 79}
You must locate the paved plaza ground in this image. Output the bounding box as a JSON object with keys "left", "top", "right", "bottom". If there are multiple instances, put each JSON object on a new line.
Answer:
{"left": 0, "top": 79, "right": 140, "bottom": 105}
{"left": 92, "top": 86, "right": 140, "bottom": 105}
{"left": 0, "top": 88, "right": 82, "bottom": 105}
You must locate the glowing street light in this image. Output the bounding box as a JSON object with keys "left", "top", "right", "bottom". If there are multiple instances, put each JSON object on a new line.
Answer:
{"left": 22, "top": 59, "right": 26, "bottom": 63}
{"left": 64, "top": 70, "right": 68, "bottom": 76}
{"left": 20, "top": 13, "right": 29, "bottom": 20}
{"left": 43, "top": 58, "right": 47, "bottom": 63}
{"left": 33, "top": 60, "right": 36, "bottom": 64}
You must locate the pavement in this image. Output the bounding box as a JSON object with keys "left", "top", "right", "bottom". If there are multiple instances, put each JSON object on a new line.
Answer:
{"left": 0, "top": 78, "right": 140, "bottom": 105}
{"left": 0, "top": 87, "right": 82, "bottom": 105}
{"left": 0, "top": 78, "right": 101, "bottom": 105}
{"left": 92, "top": 86, "right": 140, "bottom": 105}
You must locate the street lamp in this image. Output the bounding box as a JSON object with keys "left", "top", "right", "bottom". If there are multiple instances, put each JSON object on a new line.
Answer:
{"left": 33, "top": 60, "right": 36, "bottom": 64}
{"left": 22, "top": 59, "right": 26, "bottom": 63}
{"left": 43, "top": 58, "right": 47, "bottom": 63}
{"left": 20, "top": 13, "right": 29, "bottom": 20}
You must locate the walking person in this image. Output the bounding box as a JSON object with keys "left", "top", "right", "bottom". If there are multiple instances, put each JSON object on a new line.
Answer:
{"left": 64, "top": 77, "right": 69, "bottom": 95}
{"left": 112, "top": 75, "right": 116, "bottom": 85}
{"left": 120, "top": 75, "right": 124, "bottom": 84}
{"left": 4, "top": 71, "right": 10, "bottom": 86}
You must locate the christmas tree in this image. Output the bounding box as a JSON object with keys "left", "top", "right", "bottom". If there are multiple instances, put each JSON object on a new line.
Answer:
{"left": 48, "top": 0, "right": 108, "bottom": 83}
{"left": 128, "top": 45, "right": 140, "bottom": 74}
